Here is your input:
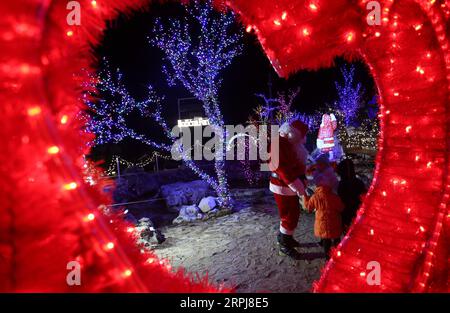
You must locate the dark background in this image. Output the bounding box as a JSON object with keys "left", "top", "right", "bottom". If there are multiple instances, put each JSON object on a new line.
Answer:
{"left": 90, "top": 1, "right": 377, "bottom": 165}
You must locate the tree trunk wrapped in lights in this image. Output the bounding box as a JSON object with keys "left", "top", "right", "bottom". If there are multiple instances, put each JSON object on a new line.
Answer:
{"left": 149, "top": 0, "right": 243, "bottom": 207}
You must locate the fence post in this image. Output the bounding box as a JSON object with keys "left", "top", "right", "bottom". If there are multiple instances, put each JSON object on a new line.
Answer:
{"left": 155, "top": 154, "right": 160, "bottom": 172}
{"left": 116, "top": 156, "right": 121, "bottom": 177}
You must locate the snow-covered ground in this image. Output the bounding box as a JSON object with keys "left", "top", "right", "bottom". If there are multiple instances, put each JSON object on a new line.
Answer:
{"left": 153, "top": 191, "right": 326, "bottom": 293}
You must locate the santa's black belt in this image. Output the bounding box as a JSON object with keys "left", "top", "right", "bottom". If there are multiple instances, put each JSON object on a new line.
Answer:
{"left": 271, "top": 172, "right": 307, "bottom": 181}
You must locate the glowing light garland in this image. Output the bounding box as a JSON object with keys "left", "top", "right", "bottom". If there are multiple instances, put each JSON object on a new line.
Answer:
{"left": 337, "top": 119, "right": 380, "bottom": 153}
{"left": 105, "top": 152, "right": 173, "bottom": 176}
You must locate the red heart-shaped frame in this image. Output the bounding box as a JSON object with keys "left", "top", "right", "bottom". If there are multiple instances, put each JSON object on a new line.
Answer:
{"left": 1, "top": 0, "right": 448, "bottom": 292}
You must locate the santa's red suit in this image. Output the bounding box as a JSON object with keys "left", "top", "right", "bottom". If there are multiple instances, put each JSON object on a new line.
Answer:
{"left": 269, "top": 120, "right": 309, "bottom": 236}
{"left": 317, "top": 113, "right": 337, "bottom": 153}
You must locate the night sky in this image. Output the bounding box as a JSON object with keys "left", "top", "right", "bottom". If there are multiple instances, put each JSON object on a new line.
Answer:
{"left": 91, "top": 1, "right": 377, "bottom": 165}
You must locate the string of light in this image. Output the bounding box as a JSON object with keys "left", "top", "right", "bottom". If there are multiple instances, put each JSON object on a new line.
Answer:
{"left": 105, "top": 152, "right": 172, "bottom": 176}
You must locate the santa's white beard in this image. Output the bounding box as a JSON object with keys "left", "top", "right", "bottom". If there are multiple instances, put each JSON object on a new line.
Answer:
{"left": 279, "top": 124, "right": 309, "bottom": 165}
{"left": 293, "top": 141, "right": 309, "bottom": 165}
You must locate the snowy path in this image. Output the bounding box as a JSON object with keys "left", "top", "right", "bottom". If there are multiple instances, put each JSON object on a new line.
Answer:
{"left": 154, "top": 194, "right": 326, "bottom": 292}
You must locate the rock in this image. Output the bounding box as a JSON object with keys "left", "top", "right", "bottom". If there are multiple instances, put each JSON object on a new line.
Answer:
{"left": 198, "top": 196, "right": 217, "bottom": 213}
{"left": 172, "top": 205, "right": 201, "bottom": 224}
{"left": 182, "top": 205, "right": 200, "bottom": 216}
{"left": 161, "top": 180, "right": 213, "bottom": 208}
{"left": 172, "top": 216, "right": 186, "bottom": 225}
{"left": 113, "top": 170, "right": 160, "bottom": 203}
{"left": 136, "top": 217, "right": 165, "bottom": 245}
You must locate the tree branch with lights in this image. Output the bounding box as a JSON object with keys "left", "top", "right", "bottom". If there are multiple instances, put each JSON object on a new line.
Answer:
{"left": 335, "top": 64, "right": 364, "bottom": 127}
{"left": 333, "top": 64, "right": 378, "bottom": 154}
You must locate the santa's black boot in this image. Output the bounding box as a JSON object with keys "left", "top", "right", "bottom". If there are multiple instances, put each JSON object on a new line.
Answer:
{"left": 277, "top": 231, "right": 300, "bottom": 248}
{"left": 277, "top": 232, "right": 302, "bottom": 260}
{"left": 286, "top": 235, "right": 301, "bottom": 248}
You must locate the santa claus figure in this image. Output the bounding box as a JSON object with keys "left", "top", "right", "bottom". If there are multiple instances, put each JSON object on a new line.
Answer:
{"left": 316, "top": 113, "right": 337, "bottom": 157}
{"left": 269, "top": 119, "right": 309, "bottom": 259}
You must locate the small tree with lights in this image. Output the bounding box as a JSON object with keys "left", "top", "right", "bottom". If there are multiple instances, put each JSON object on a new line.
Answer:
{"left": 334, "top": 64, "right": 364, "bottom": 127}
{"left": 149, "top": 0, "right": 243, "bottom": 207}
{"left": 332, "top": 64, "right": 379, "bottom": 155}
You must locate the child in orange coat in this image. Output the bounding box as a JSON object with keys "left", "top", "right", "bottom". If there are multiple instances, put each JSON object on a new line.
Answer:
{"left": 303, "top": 158, "right": 344, "bottom": 259}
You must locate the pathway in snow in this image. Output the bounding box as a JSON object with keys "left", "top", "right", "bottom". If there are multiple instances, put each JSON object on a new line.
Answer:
{"left": 153, "top": 193, "right": 326, "bottom": 292}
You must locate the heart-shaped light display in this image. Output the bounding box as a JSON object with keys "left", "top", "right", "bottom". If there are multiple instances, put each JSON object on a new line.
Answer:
{"left": 0, "top": 0, "right": 448, "bottom": 292}
{"left": 227, "top": 0, "right": 449, "bottom": 292}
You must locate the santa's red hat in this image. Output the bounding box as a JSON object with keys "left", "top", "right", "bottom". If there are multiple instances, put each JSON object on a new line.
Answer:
{"left": 279, "top": 119, "right": 309, "bottom": 139}
{"left": 290, "top": 120, "right": 309, "bottom": 137}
